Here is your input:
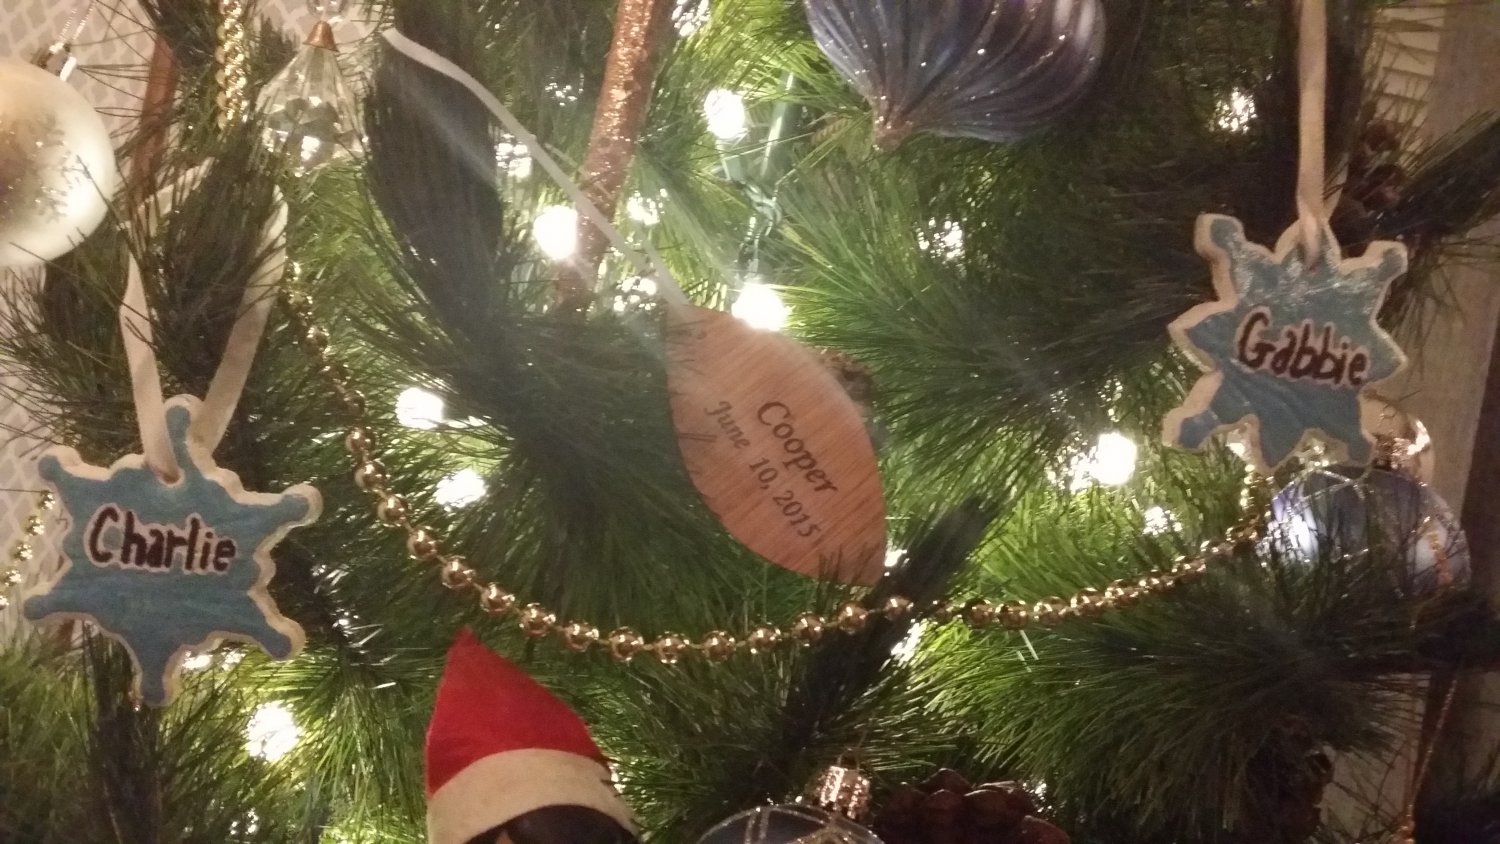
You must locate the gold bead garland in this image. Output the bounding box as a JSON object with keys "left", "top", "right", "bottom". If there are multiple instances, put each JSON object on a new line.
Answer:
{"left": 215, "top": 0, "right": 250, "bottom": 128}
{"left": 279, "top": 286, "right": 1267, "bottom": 664}
{"left": 0, "top": 492, "right": 56, "bottom": 613}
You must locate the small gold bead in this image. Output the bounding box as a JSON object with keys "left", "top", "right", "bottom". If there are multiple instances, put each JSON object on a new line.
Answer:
{"left": 997, "top": 603, "right": 1030, "bottom": 629}
{"left": 883, "top": 595, "right": 914, "bottom": 619}
{"left": 791, "top": 612, "right": 826, "bottom": 645}
{"left": 836, "top": 602, "right": 869, "bottom": 633}
{"left": 518, "top": 604, "right": 556, "bottom": 638}
{"left": 1, "top": 569, "right": 21, "bottom": 587}
{"left": 1172, "top": 558, "right": 1209, "bottom": 580}
{"left": 1031, "top": 599, "right": 1068, "bottom": 627}
{"left": 1104, "top": 580, "right": 1139, "bottom": 607}
{"left": 479, "top": 584, "right": 516, "bottom": 616}
{"left": 406, "top": 527, "right": 443, "bottom": 561}
{"left": 304, "top": 325, "right": 330, "bottom": 352}
{"left": 319, "top": 360, "right": 350, "bottom": 382}
{"left": 929, "top": 601, "right": 958, "bottom": 624}
{"left": 11, "top": 545, "right": 33, "bottom": 563}
{"left": 562, "top": 621, "right": 600, "bottom": 652}
{"left": 653, "top": 633, "right": 690, "bottom": 664}
{"left": 344, "top": 426, "right": 377, "bottom": 456}
{"left": 747, "top": 625, "right": 781, "bottom": 654}
{"left": 283, "top": 291, "right": 314, "bottom": 314}
{"left": 336, "top": 386, "right": 367, "bottom": 415}
{"left": 701, "top": 630, "right": 737, "bottom": 661}
{"left": 1138, "top": 574, "right": 1169, "bottom": 593}
{"left": 353, "top": 461, "right": 389, "bottom": 494}
{"left": 607, "top": 628, "right": 645, "bottom": 661}
{"left": 39, "top": 492, "right": 56, "bottom": 508}
{"left": 1229, "top": 524, "right": 1260, "bottom": 549}
{"left": 0, "top": 594, "right": 8, "bottom": 612}
{"left": 964, "top": 599, "right": 997, "bottom": 629}
{"left": 1070, "top": 588, "right": 1106, "bottom": 618}
{"left": 439, "top": 558, "right": 477, "bottom": 591}
{"left": 24, "top": 515, "right": 45, "bottom": 535}
{"left": 376, "top": 494, "right": 409, "bottom": 527}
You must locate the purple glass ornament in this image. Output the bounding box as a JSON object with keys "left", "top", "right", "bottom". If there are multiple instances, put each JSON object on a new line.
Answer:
{"left": 805, "top": 0, "right": 1105, "bottom": 148}
{"left": 1266, "top": 466, "right": 1470, "bottom": 594}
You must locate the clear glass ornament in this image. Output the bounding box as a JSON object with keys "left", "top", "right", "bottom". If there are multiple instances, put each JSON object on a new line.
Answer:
{"left": 306, "top": 0, "right": 349, "bottom": 23}
{"left": 697, "top": 765, "right": 882, "bottom": 844}
{"left": 696, "top": 804, "right": 882, "bottom": 844}
{"left": 257, "top": 26, "right": 362, "bottom": 173}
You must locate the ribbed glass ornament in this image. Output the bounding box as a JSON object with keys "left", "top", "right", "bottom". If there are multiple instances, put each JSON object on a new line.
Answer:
{"left": 805, "top": 0, "right": 1105, "bottom": 148}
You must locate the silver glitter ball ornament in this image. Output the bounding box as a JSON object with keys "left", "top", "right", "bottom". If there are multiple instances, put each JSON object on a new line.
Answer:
{"left": 0, "top": 59, "right": 117, "bottom": 268}
{"left": 805, "top": 0, "right": 1105, "bottom": 149}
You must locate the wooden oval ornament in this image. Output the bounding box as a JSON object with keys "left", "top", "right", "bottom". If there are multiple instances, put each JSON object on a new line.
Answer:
{"left": 665, "top": 302, "right": 887, "bottom": 585}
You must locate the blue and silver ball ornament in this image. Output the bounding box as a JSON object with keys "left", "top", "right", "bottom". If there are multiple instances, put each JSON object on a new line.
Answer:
{"left": 1265, "top": 465, "right": 1469, "bottom": 593}
{"left": 805, "top": 0, "right": 1106, "bottom": 148}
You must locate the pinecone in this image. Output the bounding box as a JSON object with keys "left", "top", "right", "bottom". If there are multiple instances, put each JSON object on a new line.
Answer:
{"left": 872, "top": 769, "right": 1070, "bottom": 844}
{"left": 818, "top": 348, "right": 876, "bottom": 408}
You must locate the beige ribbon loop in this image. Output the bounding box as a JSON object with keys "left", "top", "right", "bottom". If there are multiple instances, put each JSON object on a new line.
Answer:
{"left": 120, "top": 257, "right": 177, "bottom": 479}
{"left": 121, "top": 168, "right": 287, "bottom": 481}
{"left": 1295, "top": 0, "right": 1328, "bottom": 262}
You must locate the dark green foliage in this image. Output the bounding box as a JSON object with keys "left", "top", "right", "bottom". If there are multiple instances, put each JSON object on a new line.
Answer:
{"left": 5, "top": 0, "right": 1500, "bottom": 842}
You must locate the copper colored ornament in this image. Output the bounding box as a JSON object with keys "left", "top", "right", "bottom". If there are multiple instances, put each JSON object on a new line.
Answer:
{"left": 665, "top": 302, "right": 888, "bottom": 585}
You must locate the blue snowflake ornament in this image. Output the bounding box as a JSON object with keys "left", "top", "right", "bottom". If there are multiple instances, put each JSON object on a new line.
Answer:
{"left": 1162, "top": 215, "right": 1408, "bottom": 472}
{"left": 24, "top": 395, "right": 319, "bottom": 706}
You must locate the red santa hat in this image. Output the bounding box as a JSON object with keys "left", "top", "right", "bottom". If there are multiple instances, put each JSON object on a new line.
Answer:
{"left": 426, "top": 629, "right": 635, "bottom": 844}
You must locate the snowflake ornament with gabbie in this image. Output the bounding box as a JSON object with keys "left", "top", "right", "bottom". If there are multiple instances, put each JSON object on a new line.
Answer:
{"left": 24, "top": 396, "right": 319, "bottom": 706}
{"left": 1162, "top": 215, "right": 1408, "bottom": 472}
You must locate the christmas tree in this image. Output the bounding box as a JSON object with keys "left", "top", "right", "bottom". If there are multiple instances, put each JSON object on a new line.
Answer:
{"left": 4, "top": 0, "right": 1500, "bottom": 841}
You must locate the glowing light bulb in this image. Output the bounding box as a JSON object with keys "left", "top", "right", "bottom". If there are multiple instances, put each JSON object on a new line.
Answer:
{"left": 396, "top": 387, "right": 445, "bottom": 430}
{"left": 612, "top": 276, "right": 659, "bottom": 313}
{"left": 884, "top": 547, "right": 908, "bottom": 569}
{"left": 919, "top": 218, "right": 965, "bottom": 262}
{"left": 495, "top": 139, "right": 533, "bottom": 180}
{"left": 673, "top": 0, "right": 710, "bottom": 37}
{"left": 436, "top": 468, "right": 487, "bottom": 509}
{"left": 533, "top": 205, "right": 579, "bottom": 261}
{"left": 731, "top": 281, "right": 789, "bottom": 331}
{"left": 1089, "top": 432, "right": 1138, "bottom": 487}
{"left": 626, "top": 193, "right": 662, "bottom": 226}
{"left": 1143, "top": 506, "right": 1176, "bottom": 535}
{"left": 245, "top": 702, "right": 300, "bottom": 762}
{"left": 891, "top": 621, "right": 928, "bottom": 663}
{"left": 1214, "top": 89, "right": 1256, "bottom": 133}
{"left": 704, "top": 89, "right": 748, "bottom": 141}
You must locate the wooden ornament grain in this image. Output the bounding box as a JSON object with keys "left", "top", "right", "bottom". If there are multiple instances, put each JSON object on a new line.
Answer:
{"left": 665, "top": 303, "right": 886, "bottom": 585}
